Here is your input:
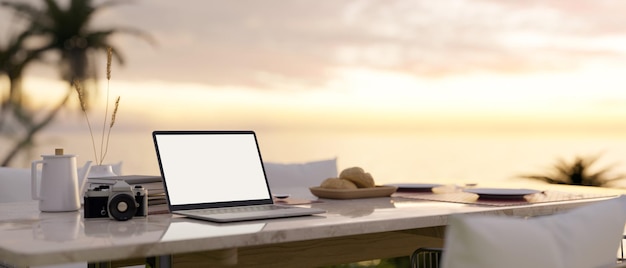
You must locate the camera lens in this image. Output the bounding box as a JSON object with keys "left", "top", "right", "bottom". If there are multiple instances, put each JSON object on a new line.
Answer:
{"left": 117, "top": 201, "right": 128, "bottom": 212}
{"left": 108, "top": 194, "right": 137, "bottom": 221}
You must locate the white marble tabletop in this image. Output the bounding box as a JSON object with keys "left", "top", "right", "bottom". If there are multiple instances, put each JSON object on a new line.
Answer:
{"left": 0, "top": 184, "right": 624, "bottom": 267}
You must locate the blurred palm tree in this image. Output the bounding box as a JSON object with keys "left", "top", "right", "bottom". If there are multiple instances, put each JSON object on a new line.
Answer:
{"left": 0, "top": 30, "right": 39, "bottom": 130}
{"left": 519, "top": 154, "right": 626, "bottom": 187}
{"left": 0, "top": 0, "right": 153, "bottom": 166}
{"left": 0, "top": 29, "right": 44, "bottom": 165}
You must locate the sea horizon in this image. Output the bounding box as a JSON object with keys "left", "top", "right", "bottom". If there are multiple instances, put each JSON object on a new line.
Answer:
{"left": 5, "top": 127, "right": 626, "bottom": 189}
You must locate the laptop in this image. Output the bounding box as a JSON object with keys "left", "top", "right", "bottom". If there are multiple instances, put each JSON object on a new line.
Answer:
{"left": 152, "top": 130, "right": 325, "bottom": 222}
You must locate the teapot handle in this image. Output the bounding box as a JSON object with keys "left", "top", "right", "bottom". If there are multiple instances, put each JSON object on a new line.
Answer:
{"left": 31, "top": 160, "right": 43, "bottom": 200}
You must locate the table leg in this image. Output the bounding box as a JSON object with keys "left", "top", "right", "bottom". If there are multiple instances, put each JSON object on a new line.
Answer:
{"left": 147, "top": 255, "right": 172, "bottom": 268}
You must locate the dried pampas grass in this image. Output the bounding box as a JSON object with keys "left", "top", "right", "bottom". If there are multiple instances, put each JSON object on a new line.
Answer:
{"left": 74, "top": 47, "right": 121, "bottom": 165}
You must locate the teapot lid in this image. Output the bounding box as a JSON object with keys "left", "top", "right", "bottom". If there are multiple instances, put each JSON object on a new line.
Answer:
{"left": 41, "top": 148, "right": 77, "bottom": 158}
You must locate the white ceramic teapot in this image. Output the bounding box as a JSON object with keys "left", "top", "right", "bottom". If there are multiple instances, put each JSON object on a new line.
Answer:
{"left": 31, "top": 148, "right": 92, "bottom": 212}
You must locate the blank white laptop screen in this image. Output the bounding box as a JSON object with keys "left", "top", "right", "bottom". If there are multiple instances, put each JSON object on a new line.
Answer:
{"left": 154, "top": 132, "right": 271, "bottom": 206}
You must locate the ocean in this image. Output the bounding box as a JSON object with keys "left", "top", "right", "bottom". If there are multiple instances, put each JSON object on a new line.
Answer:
{"left": 5, "top": 128, "right": 626, "bottom": 188}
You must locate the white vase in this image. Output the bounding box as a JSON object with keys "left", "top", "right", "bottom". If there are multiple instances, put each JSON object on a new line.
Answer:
{"left": 88, "top": 164, "right": 118, "bottom": 178}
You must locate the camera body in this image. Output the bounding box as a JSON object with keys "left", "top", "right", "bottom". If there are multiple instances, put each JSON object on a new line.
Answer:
{"left": 84, "top": 180, "right": 147, "bottom": 221}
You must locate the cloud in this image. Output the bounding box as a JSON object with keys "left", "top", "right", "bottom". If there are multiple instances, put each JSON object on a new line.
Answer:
{"left": 4, "top": 0, "right": 626, "bottom": 89}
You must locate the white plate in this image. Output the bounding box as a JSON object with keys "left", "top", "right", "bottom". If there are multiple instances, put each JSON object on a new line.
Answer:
{"left": 463, "top": 188, "right": 541, "bottom": 199}
{"left": 385, "top": 183, "right": 443, "bottom": 192}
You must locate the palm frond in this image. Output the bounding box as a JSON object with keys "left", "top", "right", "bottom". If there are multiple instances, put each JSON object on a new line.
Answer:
{"left": 519, "top": 154, "right": 626, "bottom": 187}
{"left": 0, "top": 1, "right": 40, "bottom": 19}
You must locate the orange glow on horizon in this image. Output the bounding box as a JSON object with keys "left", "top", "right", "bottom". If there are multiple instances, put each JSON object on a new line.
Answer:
{"left": 19, "top": 61, "right": 626, "bottom": 136}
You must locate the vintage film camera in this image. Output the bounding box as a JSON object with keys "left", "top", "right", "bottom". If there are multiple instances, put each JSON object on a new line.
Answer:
{"left": 84, "top": 180, "right": 147, "bottom": 221}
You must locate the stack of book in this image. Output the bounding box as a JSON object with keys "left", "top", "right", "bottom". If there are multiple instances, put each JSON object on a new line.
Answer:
{"left": 86, "top": 175, "right": 169, "bottom": 215}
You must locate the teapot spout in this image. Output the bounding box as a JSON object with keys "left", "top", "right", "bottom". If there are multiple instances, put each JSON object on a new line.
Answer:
{"left": 78, "top": 161, "right": 93, "bottom": 197}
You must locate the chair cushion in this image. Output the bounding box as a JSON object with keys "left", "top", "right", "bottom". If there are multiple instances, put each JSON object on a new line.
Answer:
{"left": 441, "top": 195, "right": 626, "bottom": 268}
{"left": 264, "top": 158, "right": 337, "bottom": 198}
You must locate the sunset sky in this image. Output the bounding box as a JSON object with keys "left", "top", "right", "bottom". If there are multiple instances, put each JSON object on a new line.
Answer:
{"left": 4, "top": 0, "right": 626, "bottom": 180}
{"left": 4, "top": 0, "right": 626, "bottom": 134}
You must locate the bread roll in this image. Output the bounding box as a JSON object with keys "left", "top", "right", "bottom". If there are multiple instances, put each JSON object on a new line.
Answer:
{"left": 320, "top": 178, "right": 358, "bottom": 189}
{"left": 339, "top": 167, "right": 375, "bottom": 188}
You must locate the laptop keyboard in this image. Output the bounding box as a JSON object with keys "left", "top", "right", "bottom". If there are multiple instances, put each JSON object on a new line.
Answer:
{"left": 195, "top": 205, "right": 290, "bottom": 215}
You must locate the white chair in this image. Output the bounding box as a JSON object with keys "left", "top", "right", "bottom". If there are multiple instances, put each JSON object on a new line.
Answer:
{"left": 1, "top": 162, "right": 123, "bottom": 203}
{"left": 0, "top": 167, "right": 33, "bottom": 203}
{"left": 263, "top": 158, "right": 337, "bottom": 199}
{"left": 437, "top": 195, "right": 626, "bottom": 268}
